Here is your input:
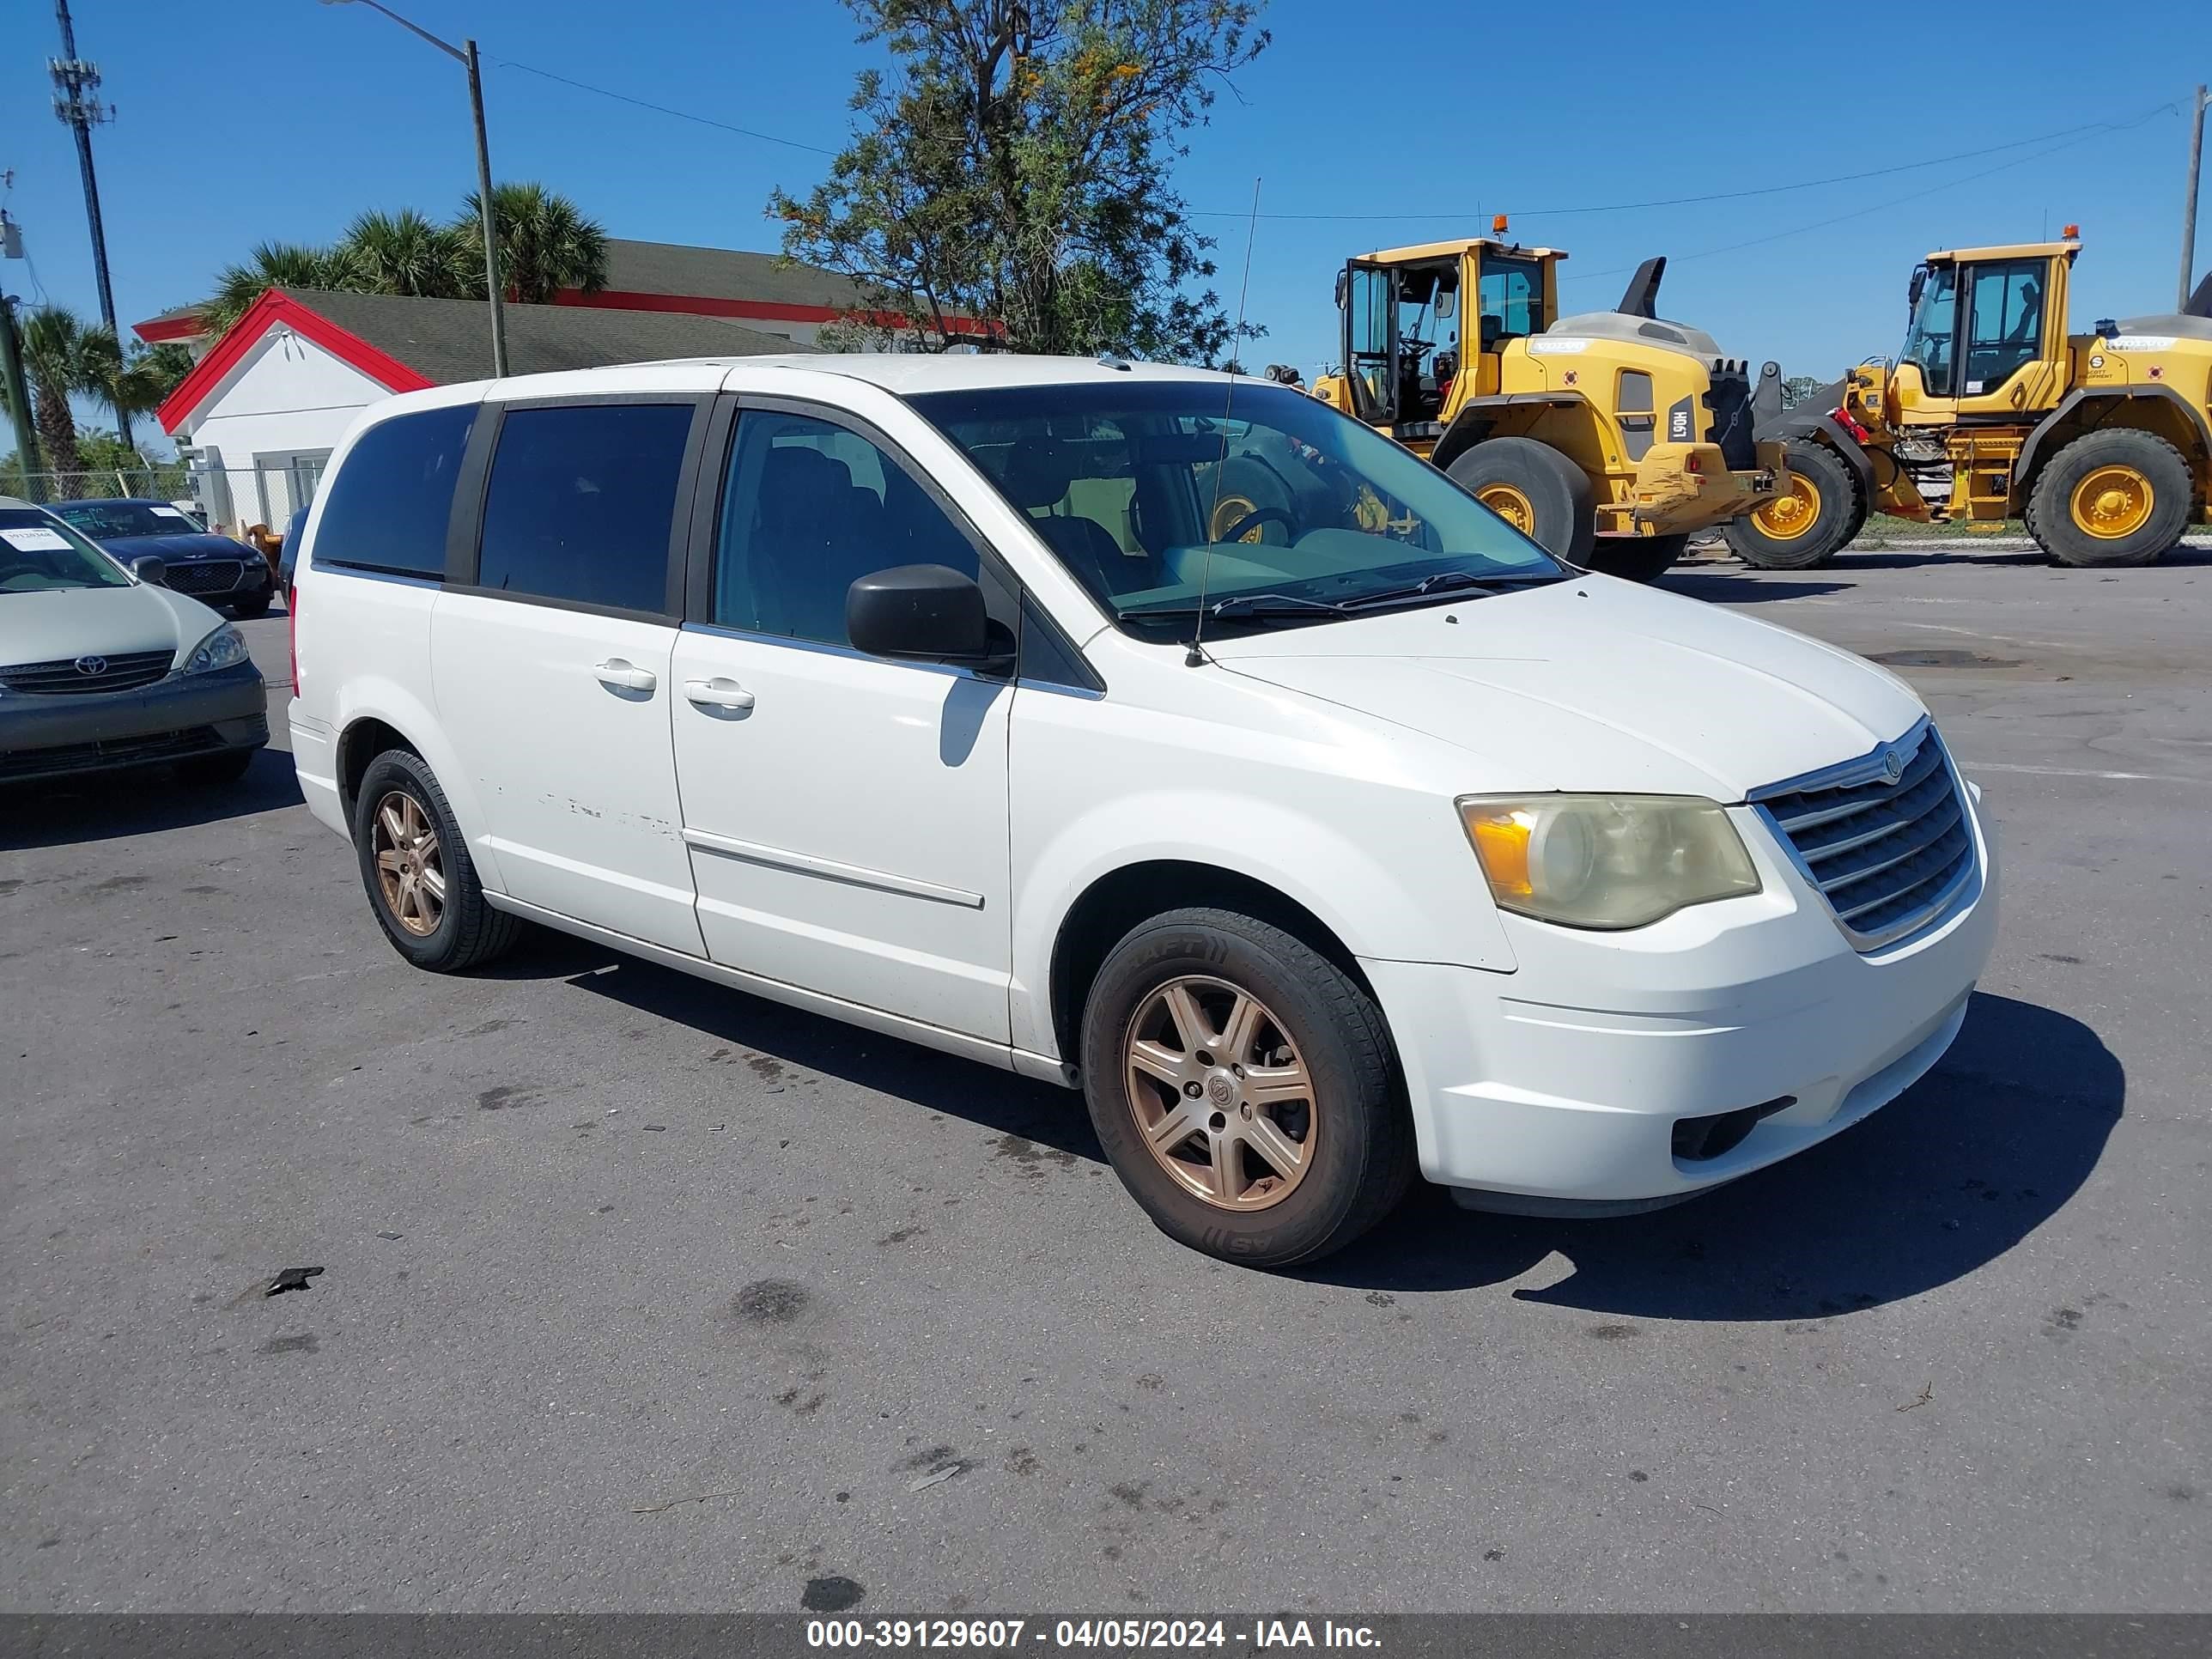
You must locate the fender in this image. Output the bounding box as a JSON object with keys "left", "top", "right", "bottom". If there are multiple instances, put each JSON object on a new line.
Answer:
{"left": 332, "top": 676, "right": 510, "bottom": 895}
{"left": 1006, "top": 788, "right": 1518, "bottom": 1061}
{"left": 2011, "top": 383, "right": 2212, "bottom": 487}
{"left": 1432, "top": 392, "right": 1586, "bottom": 471}
{"left": 1766, "top": 413, "right": 1876, "bottom": 501}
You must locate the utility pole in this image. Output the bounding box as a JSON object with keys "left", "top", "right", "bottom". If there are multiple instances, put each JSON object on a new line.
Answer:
{"left": 51, "top": 0, "right": 132, "bottom": 448}
{"left": 2183, "top": 84, "right": 2209, "bottom": 310}
{"left": 0, "top": 203, "right": 39, "bottom": 483}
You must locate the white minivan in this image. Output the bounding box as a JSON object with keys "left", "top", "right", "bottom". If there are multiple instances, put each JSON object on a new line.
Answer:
{"left": 289, "top": 355, "right": 1996, "bottom": 1266}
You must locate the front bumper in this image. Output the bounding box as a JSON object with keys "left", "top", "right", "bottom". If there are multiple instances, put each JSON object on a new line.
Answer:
{"left": 1629, "top": 439, "right": 1790, "bottom": 535}
{"left": 1362, "top": 790, "right": 1997, "bottom": 1209}
{"left": 159, "top": 556, "right": 274, "bottom": 608}
{"left": 0, "top": 661, "right": 268, "bottom": 784}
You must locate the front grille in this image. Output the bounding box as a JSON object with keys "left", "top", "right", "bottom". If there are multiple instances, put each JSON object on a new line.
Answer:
{"left": 0, "top": 648, "right": 174, "bottom": 695}
{"left": 0, "top": 726, "right": 223, "bottom": 781}
{"left": 163, "top": 560, "right": 244, "bottom": 596}
{"left": 1753, "top": 721, "right": 1976, "bottom": 951}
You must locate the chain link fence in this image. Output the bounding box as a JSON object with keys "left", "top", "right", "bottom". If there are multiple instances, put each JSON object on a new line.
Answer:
{"left": 5, "top": 459, "right": 328, "bottom": 548}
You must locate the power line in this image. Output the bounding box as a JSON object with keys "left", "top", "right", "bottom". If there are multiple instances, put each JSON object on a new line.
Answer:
{"left": 1557, "top": 109, "right": 2171, "bottom": 287}
{"left": 493, "top": 58, "right": 837, "bottom": 155}
{"left": 1191, "top": 104, "right": 2181, "bottom": 224}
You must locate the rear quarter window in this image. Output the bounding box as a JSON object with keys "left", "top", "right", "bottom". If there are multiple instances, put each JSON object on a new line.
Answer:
{"left": 311, "top": 403, "right": 477, "bottom": 579}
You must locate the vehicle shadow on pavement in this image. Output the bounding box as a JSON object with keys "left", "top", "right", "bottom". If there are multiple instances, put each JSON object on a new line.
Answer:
{"left": 514, "top": 937, "right": 1108, "bottom": 1163}
{"left": 1658, "top": 571, "right": 1857, "bottom": 603}
{"left": 1297, "top": 991, "right": 2124, "bottom": 1319}
{"left": 1810, "top": 544, "right": 2212, "bottom": 572}
{"left": 0, "top": 750, "right": 305, "bottom": 851}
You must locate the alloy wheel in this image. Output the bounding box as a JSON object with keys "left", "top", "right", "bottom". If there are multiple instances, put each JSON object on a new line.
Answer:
{"left": 371, "top": 789, "right": 446, "bottom": 938}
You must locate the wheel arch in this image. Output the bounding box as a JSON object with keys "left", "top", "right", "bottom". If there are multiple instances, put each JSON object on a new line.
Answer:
{"left": 1432, "top": 392, "right": 1586, "bottom": 473}
{"left": 1046, "top": 860, "right": 1382, "bottom": 1076}
{"left": 2014, "top": 385, "right": 2212, "bottom": 491}
{"left": 331, "top": 685, "right": 505, "bottom": 892}
{"left": 1779, "top": 421, "right": 1875, "bottom": 501}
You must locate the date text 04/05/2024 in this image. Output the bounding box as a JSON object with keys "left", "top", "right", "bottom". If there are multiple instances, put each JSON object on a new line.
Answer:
{"left": 805, "top": 1618, "right": 1382, "bottom": 1649}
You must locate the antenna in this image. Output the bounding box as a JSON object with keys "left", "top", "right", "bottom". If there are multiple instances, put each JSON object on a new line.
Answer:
{"left": 1188, "top": 177, "right": 1262, "bottom": 668}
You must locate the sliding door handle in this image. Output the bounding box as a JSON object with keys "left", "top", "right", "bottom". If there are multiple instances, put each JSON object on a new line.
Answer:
{"left": 592, "top": 659, "right": 658, "bottom": 693}
{"left": 684, "top": 676, "right": 756, "bottom": 712}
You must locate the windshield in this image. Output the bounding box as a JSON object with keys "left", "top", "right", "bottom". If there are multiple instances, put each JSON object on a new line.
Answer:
{"left": 0, "top": 508, "right": 135, "bottom": 593}
{"left": 1479, "top": 253, "right": 1547, "bottom": 339}
{"left": 49, "top": 500, "right": 197, "bottom": 540}
{"left": 909, "top": 381, "right": 1565, "bottom": 641}
{"left": 1900, "top": 264, "right": 1958, "bottom": 397}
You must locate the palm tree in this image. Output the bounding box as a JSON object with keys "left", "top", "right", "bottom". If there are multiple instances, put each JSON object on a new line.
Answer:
{"left": 198, "top": 241, "right": 360, "bottom": 336}
{"left": 463, "top": 182, "right": 610, "bottom": 304}
{"left": 338, "top": 208, "right": 477, "bottom": 300}
{"left": 14, "top": 306, "right": 121, "bottom": 480}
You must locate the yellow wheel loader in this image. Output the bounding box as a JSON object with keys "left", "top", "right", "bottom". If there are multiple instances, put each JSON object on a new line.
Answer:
{"left": 1729, "top": 232, "right": 2212, "bottom": 569}
{"left": 1307, "top": 230, "right": 1786, "bottom": 581}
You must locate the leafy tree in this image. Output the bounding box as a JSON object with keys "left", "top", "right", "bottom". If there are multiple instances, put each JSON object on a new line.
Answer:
{"left": 771, "top": 0, "right": 1270, "bottom": 362}
{"left": 340, "top": 208, "right": 477, "bottom": 300}
{"left": 462, "top": 182, "right": 611, "bottom": 304}
{"left": 198, "top": 241, "right": 361, "bottom": 336}
{"left": 10, "top": 305, "right": 127, "bottom": 477}
{"left": 1780, "top": 374, "right": 1828, "bottom": 411}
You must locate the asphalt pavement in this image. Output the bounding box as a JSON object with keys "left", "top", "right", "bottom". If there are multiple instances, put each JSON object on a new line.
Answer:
{"left": 3, "top": 542, "right": 2208, "bottom": 1614}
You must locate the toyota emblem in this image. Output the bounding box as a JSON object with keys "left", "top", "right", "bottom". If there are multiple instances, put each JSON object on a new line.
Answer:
{"left": 1881, "top": 747, "right": 1905, "bottom": 784}
{"left": 74, "top": 655, "right": 109, "bottom": 678}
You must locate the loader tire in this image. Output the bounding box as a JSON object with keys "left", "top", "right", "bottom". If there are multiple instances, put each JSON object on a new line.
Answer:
{"left": 1447, "top": 438, "right": 1596, "bottom": 566}
{"left": 2024, "top": 428, "right": 2191, "bottom": 568}
{"left": 1723, "top": 440, "right": 1860, "bottom": 569}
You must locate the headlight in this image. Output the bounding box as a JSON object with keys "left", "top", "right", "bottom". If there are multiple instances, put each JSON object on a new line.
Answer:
{"left": 182, "top": 623, "right": 252, "bottom": 676}
{"left": 1456, "top": 793, "right": 1760, "bottom": 929}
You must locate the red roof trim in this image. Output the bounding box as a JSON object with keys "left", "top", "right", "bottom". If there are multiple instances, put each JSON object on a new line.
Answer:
{"left": 155, "top": 289, "right": 436, "bottom": 434}
{"left": 133, "top": 314, "right": 204, "bottom": 343}
{"left": 551, "top": 287, "right": 1001, "bottom": 338}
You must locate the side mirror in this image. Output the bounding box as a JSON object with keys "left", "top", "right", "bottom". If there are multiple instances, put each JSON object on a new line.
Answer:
{"left": 1436, "top": 288, "right": 1456, "bottom": 320}
{"left": 1907, "top": 264, "right": 1928, "bottom": 309}
{"left": 1334, "top": 269, "right": 1347, "bottom": 310}
{"left": 847, "top": 564, "right": 1008, "bottom": 669}
{"left": 131, "top": 556, "right": 167, "bottom": 586}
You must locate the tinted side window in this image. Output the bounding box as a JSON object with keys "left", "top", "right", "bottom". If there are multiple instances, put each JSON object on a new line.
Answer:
{"left": 476, "top": 403, "right": 695, "bottom": 613}
{"left": 313, "top": 404, "right": 475, "bottom": 577}
{"left": 714, "top": 411, "right": 978, "bottom": 645}
{"left": 1963, "top": 260, "right": 2045, "bottom": 395}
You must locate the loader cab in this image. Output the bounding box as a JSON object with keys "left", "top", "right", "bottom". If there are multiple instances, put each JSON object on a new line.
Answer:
{"left": 1893, "top": 237, "right": 2076, "bottom": 424}
{"left": 1339, "top": 239, "right": 1560, "bottom": 433}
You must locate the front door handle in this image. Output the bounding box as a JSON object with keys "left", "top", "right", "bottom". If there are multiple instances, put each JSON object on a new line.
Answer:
{"left": 593, "top": 658, "right": 658, "bottom": 693}
{"left": 684, "top": 676, "right": 757, "bottom": 712}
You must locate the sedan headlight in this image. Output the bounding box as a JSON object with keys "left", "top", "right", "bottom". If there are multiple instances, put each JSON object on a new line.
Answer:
{"left": 181, "top": 623, "right": 252, "bottom": 676}
{"left": 1456, "top": 794, "right": 1760, "bottom": 929}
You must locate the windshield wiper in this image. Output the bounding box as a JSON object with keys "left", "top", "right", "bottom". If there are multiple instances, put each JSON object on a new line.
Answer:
{"left": 1116, "top": 592, "right": 1349, "bottom": 624}
{"left": 1342, "top": 568, "right": 1567, "bottom": 611}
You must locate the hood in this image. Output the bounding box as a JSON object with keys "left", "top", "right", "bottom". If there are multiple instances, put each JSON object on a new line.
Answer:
{"left": 0, "top": 580, "right": 224, "bottom": 668}
{"left": 1206, "top": 576, "right": 1925, "bottom": 799}
{"left": 100, "top": 532, "right": 257, "bottom": 562}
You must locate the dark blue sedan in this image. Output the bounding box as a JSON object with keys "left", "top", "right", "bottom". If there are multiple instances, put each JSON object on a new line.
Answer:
{"left": 47, "top": 499, "right": 276, "bottom": 618}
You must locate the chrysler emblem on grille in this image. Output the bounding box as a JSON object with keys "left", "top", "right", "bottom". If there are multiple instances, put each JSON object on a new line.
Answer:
{"left": 74, "top": 655, "right": 109, "bottom": 678}
{"left": 1881, "top": 746, "right": 1905, "bottom": 783}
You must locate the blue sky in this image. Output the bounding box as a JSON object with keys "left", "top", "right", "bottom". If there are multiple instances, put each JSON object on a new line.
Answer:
{"left": 3, "top": 0, "right": 2208, "bottom": 414}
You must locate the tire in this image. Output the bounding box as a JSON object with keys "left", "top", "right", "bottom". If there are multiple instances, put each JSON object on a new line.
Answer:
{"left": 176, "top": 748, "right": 255, "bottom": 787}
{"left": 230, "top": 592, "right": 272, "bottom": 620}
{"left": 351, "top": 748, "right": 520, "bottom": 972}
{"left": 1582, "top": 532, "right": 1688, "bottom": 583}
{"left": 1078, "top": 907, "right": 1415, "bottom": 1267}
{"left": 1446, "top": 437, "right": 1597, "bottom": 566}
{"left": 1723, "top": 440, "right": 1861, "bottom": 568}
{"left": 1205, "top": 455, "right": 1296, "bottom": 545}
{"left": 2024, "top": 428, "right": 2191, "bottom": 568}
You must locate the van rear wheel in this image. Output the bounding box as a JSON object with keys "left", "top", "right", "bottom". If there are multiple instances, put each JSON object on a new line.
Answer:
{"left": 1079, "top": 908, "right": 1413, "bottom": 1267}
{"left": 352, "top": 749, "right": 520, "bottom": 972}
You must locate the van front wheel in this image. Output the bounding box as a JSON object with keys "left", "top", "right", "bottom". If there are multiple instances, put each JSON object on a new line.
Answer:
{"left": 1079, "top": 908, "right": 1413, "bottom": 1267}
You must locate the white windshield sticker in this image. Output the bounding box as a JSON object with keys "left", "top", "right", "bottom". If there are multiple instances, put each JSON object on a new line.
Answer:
{"left": 152, "top": 505, "right": 193, "bottom": 521}
{"left": 2, "top": 526, "right": 71, "bottom": 552}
